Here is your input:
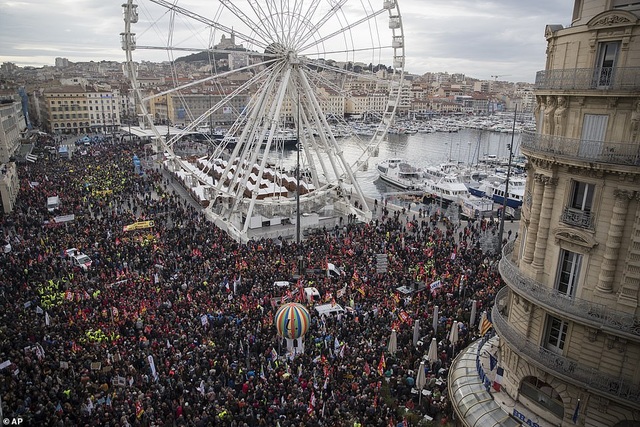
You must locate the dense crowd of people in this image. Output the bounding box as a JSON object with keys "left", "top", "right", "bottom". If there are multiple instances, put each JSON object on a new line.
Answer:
{"left": 0, "top": 137, "right": 507, "bottom": 426}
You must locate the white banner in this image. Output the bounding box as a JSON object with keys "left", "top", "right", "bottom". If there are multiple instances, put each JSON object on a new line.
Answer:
{"left": 148, "top": 355, "right": 158, "bottom": 381}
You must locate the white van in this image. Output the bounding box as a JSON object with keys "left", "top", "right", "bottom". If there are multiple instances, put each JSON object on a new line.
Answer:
{"left": 273, "top": 281, "right": 291, "bottom": 288}
{"left": 314, "top": 303, "right": 345, "bottom": 317}
{"left": 47, "top": 196, "right": 61, "bottom": 212}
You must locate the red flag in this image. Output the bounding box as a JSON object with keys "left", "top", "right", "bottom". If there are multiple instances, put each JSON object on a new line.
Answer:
{"left": 298, "top": 280, "right": 305, "bottom": 302}
{"left": 398, "top": 310, "right": 409, "bottom": 324}
{"left": 377, "top": 353, "right": 386, "bottom": 376}
{"left": 307, "top": 390, "right": 316, "bottom": 415}
{"left": 135, "top": 401, "right": 144, "bottom": 418}
{"left": 364, "top": 361, "right": 371, "bottom": 376}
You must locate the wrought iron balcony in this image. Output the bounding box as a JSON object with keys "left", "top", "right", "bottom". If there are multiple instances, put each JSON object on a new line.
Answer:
{"left": 560, "top": 206, "right": 595, "bottom": 230}
{"left": 499, "top": 241, "right": 640, "bottom": 339}
{"left": 535, "top": 67, "right": 640, "bottom": 91}
{"left": 521, "top": 131, "right": 640, "bottom": 167}
{"left": 492, "top": 289, "right": 640, "bottom": 407}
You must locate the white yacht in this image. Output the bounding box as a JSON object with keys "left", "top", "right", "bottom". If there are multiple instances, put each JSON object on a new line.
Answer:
{"left": 376, "top": 159, "right": 424, "bottom": 190}
{"left": 423, "top": 174, "right": 471, "bottom": 207}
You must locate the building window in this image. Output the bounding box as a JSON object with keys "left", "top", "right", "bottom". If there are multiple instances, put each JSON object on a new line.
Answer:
{"left": 594, "top": 41, "right": 620, "bottom": 88}
{"left": 572, "top": 0, "right": 583, "bottom": 22}
{"left": 570, "top": 181, "right": 594, "bottom": 211}
{"left": 579, "top": 114, "right": 608, "bottom": 158}
{"left": 613, "top": 0, "right": 640, "bottom": 11}
{"left": 520, "top": 377, "right": 564, "bottom": 419}
{"left": 562, "top": 181, "right": 595, "bottom": 228}
{"left": 544, "top": 315, "right": 568, "bottom": 355}
{"left": 555, "top": 249, "right": 582, "bottom": 297}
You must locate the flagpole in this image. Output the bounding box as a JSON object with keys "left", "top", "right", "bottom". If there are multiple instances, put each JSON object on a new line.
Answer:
{"left": 572, "top": 398, "right": 581, "bottom": 424}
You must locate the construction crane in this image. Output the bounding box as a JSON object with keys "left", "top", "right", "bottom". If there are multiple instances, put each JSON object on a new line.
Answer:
{"left": 491, "top": 74, "right": 511, "bottom": 81}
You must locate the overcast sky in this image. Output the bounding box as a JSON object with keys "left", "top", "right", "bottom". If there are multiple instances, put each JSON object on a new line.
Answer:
{"left": 0, "top": 0, "right": 574, "bottom": 82}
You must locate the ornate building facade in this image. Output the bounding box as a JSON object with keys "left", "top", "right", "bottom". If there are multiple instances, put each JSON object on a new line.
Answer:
{"left": 495, "top": 1, "right": 640, "bottom": 425}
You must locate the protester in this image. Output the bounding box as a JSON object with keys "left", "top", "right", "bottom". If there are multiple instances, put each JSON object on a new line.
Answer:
{"left": 0, "top": 138, "right": 505, "bottom": 426}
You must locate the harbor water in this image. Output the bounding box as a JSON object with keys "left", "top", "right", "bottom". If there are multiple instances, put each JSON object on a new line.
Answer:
{"left": 278, "top": 128, "right": 522, "bottom": 200}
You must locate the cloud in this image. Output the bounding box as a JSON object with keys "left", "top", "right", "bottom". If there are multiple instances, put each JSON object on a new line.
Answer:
{"left": 0, "top": 0, "right": 574, "bottom": 82}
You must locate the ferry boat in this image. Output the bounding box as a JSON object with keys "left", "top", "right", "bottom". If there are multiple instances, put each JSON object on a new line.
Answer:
{"left": 467, "top": 174, "right": 526, "bottom": 209}
{"left": 376, "top": 159, "right": 424, "bottom": 190}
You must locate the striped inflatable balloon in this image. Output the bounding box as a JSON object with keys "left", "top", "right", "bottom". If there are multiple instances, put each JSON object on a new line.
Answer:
{"left": 274, "top": 302, "right": 311, "bottom": 339}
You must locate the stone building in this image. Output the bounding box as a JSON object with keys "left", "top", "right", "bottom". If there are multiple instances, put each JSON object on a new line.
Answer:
{"left": 41, "top": 86, "right": 121, "bottom": 135}
{"left": 494, "top": 0, "right": 640, "bottom": 426}
{"left": 0, "top": 99, "right": 25, "bottom": 213}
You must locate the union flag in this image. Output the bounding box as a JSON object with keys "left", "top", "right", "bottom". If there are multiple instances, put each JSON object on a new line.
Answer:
{"left": 377, "top": 352, "right": 386, "bottom": 376}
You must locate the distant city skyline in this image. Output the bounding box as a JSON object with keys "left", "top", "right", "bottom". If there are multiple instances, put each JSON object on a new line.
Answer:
{"left": 0, "top": 0, "right": 574, "bottom": 82}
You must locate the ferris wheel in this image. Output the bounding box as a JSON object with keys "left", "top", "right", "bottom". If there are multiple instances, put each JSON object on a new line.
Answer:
{"left": 122, "top": 0, "right": 405, "bottom": 241}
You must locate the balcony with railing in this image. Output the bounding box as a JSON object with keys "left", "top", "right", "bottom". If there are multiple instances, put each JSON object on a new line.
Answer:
{"left": 492, "top": 288, "right": 640, "bottom": 408}
{"left": 499, "top": 241, "right": 640, "bottom": 339}
{"left": 520, "top": 131, "right": 640, "bottom": 167}
{"left": 560, "top": 206, "right": 595, "bottom": 230}
{"left": 535, "top": 67, "right": 640, "bottom": 91}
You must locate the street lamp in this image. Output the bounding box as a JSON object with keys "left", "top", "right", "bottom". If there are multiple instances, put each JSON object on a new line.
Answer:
{"left": 295, "top": 93, "right": 303, "bottom": 278}
{"left": 497, "top": 105, "right": 517, "bottom": 255}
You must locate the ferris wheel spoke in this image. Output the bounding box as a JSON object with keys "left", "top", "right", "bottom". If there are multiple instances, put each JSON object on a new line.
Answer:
{"left": 260, "top": 0, "right": 286, "bottom": 45}
{"left": 290, "top": 0, "right": 347, "bottom": 52}
{"left": 135, "top": 45, "right": 279, "bottom": 60}
{"left": 296, "top": 96, "right": 331, "bottom": 185}
{"left": 141, "top": 58, "right": 277, "bottom": 104}
{"left": 295, "top": 0, "right": 347, "bottom": 52}
{"left": 283, "top": 0, "right": 309, "bottom": 47}
{"left": 297, "top": 69, "right": 352, "bottom": 184}
{"left": 302, "top": 57, "right": 389, "bottom": 83}
{"left": 147, "top": 0, "right": 270, "bottom": 50}
{"left": 297, "top": 6, "right": 384, "bottom": 53}
{"left": 246, "top": 0, "right": 281, "bottom": 43}
{"left": 179, "top": 67, "right": 275, "bottom": 135}
{"left": 218, "top": 0, "right": 273, "bottom": 47}
{"left": 284, "top": 0, "right": 318, "bottom": 48}
{"left": 219, "top": 64, "right": 288, "bottom": 202}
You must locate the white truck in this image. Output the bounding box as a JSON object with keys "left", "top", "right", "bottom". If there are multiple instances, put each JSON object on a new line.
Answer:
{"left": 65, "top": 248, "right": 92, "bottom": 271}
{"left": 47, "top": 196, "right": 61, "bottom": 212}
